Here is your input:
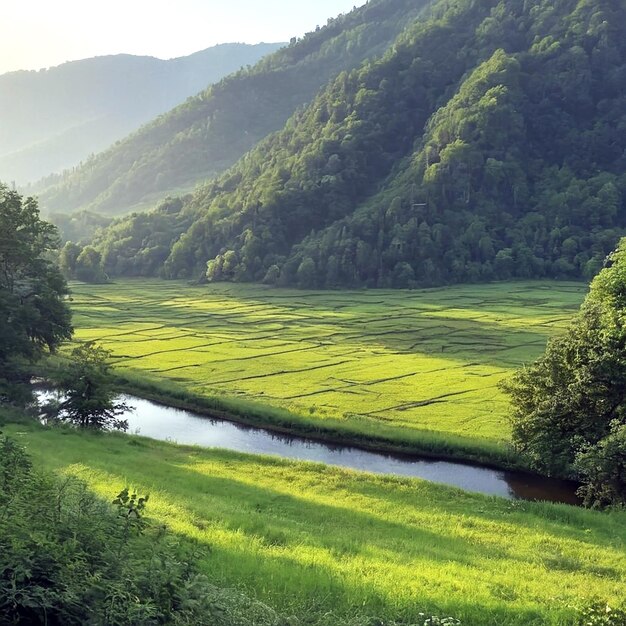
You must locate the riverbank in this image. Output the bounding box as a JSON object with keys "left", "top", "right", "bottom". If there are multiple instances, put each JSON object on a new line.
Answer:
{"left": 34, "top": 388, "right": 580, "bottom": 502}
{"left": 2, "top": 408, "right": 624, "bottom": 626}
{"left": 39, "top": 354, "right": 525, "bottom": 472}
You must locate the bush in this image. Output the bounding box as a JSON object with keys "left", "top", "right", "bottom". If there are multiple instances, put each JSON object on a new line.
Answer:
{"left": 0, "top": 432, "right": 280, "bottom": 625}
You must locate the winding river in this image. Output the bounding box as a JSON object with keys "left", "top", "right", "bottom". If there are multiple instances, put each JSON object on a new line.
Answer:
{"left": 76, "top": 393, "right": 578, "bottom": 505}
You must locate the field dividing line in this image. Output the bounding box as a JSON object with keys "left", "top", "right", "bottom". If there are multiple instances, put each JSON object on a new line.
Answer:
{"left": 330, "top": 371, "right": 419, "bottom": 386}
{"left": 112, "top": 342, "right": 221, "bottom": 361}
{"left": 199, "top": 343, "right": 326, "bottom": 364}
{"left": 361, "top": 388, "right": 481, "bottom": 415}
{"left": 202, "top": 359, "right": 355, "bottom": 386}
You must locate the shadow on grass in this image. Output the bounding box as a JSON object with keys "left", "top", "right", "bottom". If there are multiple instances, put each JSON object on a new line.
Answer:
{"left": 7, "top": 420, "right": 622, "bottom": 625}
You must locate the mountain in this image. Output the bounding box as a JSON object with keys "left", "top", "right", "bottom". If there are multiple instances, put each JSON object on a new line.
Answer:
{"left": 85, "top": 0, "right": 626, "bottom": 289}
{"left": 1, "top": 43, "right": 282, "bottom": 185}
{"left": 34, "top": 0, "right": 432, "bottom": 218}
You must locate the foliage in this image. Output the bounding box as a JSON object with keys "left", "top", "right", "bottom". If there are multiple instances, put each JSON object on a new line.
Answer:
{"left": 502, "top": 239, "right": 626, "bottom": 504}
{"left": 59, "top": 240, "right": 109, "bottom": 283}
{"left": 575, "top": 423, "right": 626, "bottom": 508}
{"left": 0, "top": 431, "right": 312, "bottom": 625}
{"left": 4, "top": 418, "right": 626, "bottom": 626}
{"left": 0, "top": 185, "right": 72, "bottom": 403}
{"left": 51, "top": 210, "right": 112, "bottom": 245}
{"left": 48, "top": 342, "right": 131, "bottom": 430}
{"left": 81, "top": 0, "right": 626, "bottom": 289}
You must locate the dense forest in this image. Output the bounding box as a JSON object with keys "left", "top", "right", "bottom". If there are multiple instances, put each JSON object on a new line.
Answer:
{"left": 36, "top": 0, "right": 431, "bottom": 220}
{"left": 3, "top": 44, "right": 281, "bottom": 185}
{"left": 65, "top": 0, "right": 626, "bottom": 289}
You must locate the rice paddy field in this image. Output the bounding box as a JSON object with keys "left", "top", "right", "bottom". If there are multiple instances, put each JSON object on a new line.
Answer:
{"left": 67, "top": 279, "right": 587, "bottom": 457}
{"left": 2, "top": 418, "right": 624, "bottom": 626}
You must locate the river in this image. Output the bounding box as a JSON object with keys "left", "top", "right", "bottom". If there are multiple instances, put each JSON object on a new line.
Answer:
{"left": 54, "top": 392, "right": 577, "bottom": 504}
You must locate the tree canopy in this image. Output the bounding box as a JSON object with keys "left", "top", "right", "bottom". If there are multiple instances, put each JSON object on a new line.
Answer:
{"left": 503, "top": 238, "right": 626, "bottom": 506}
{"left": 48, "top": 343, "right": 131, "bottom": 430}
{"left": 0, "top": 184, "right": 72, "bottom": 402}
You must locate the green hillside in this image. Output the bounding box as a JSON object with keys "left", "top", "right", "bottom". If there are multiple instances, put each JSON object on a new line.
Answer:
{"left": 89, "top": 0, "right": 626, "bottom": 289}
{"left": 36, "top": 0, "right": 431, "bottom": 218}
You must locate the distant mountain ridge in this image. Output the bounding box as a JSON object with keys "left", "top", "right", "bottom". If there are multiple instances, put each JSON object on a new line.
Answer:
{"left": 1, "top": 43, "right": 283, "bottom": 184}
{"left": 33, "top": 0, "right": 431, "bottom": 217}
{"left": 85, "top": 0, "right": 626, "bottom": 289}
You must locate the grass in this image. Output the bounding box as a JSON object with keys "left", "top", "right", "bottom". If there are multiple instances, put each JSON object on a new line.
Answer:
{"left": 63, "top": 279, "right": 587, "bottom": 463}
{"left": 2, "top": 416, "right": 625, "bottom": 626}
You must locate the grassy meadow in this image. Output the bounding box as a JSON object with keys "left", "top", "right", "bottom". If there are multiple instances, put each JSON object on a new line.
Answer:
{"left": 2, "top": 417, "right": 624, "bottom": 626}
{"left": 66, "top": 279, "right": 587, "bottom": 460}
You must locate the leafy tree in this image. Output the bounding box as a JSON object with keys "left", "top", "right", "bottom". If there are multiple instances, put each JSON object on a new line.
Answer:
{"left": 575, "top": 423, "right": 626, "bottom": 508}
{"left": 74, "top": 245, "right": 107, "bottom": 283}
{"left": 263, "top": 264, "right": 281, "bottom": 285}
{"left": 0, "top": 184, "right": 72, "bottom": 403}
{"left": 58, "top": 240, "right": 82, "bottom": 278}
{"left": 49, "top": 342, "right": 131, "bottom": 430}
{"left": 502, "top": 239, "right": 626, "bottom": 504}
{"left": 297, "top": 257, "right": 317, "bottom": 288}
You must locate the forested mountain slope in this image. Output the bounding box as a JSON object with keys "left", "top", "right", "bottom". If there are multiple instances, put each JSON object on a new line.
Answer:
{"left": 36, "top": 0, "right": 431, "bottom": 217}
{"left": 2, "top": 44, "right": 282, "bottom": 185}
{"left": 91, "top": 0, "right": 626, "bottom": 288}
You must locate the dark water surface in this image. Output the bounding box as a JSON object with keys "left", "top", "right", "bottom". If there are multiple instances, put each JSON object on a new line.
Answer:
{"left": 105, "top": 394, "right": 579, "bottom": 504}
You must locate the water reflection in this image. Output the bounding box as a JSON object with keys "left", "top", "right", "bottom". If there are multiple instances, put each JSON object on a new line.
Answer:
{"left": 119, "top": 395, "right": 580, "bottom": 504}
{"left": 35, "top": 390, "right": 579, "bottom": 504}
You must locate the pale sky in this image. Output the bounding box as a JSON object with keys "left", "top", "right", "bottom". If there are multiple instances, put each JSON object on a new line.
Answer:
{"left": 1, "top": 0, "right": 367, "bottom": 75}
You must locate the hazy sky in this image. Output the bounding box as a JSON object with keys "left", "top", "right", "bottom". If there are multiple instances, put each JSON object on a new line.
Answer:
{"left": 1, "top": 0, "right": 367, "bottom": 75}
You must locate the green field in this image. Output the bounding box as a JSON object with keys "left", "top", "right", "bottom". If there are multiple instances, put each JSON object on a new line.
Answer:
{"left": 3, "top": 418, "right": 624, "bottom": 626}
{"left": 67, "top": 279, "right": 587, "bottom": 458}
{"left": 12, "top": 278, "right": 625, "bottom": 625}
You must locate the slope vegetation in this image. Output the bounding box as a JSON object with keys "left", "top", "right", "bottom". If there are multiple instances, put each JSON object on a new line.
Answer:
{"left": 92, "top": 0, "right": 626, "bottom": 288}
{"left": 37, "top": 0, "right": 431, "bottom": 217}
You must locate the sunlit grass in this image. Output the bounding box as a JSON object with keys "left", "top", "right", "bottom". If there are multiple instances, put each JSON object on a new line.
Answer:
{"left": 4, "top": 419, "right": 624, "bottom": 626}
{"left": 65, "top": 279, "right": 586, "bottom": 457}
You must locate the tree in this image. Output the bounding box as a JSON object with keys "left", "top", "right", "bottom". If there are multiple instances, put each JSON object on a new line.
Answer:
{"left": 58, "top": 241, "right": 82, "bottom": 279}
{"left": 51, "top": 342, "right": 131, "bottom": 430}
{"left": 296, "top": 257, "right": 317, "bottom": 289}
{"left": 502, "top": 238, "right": 626, "bottom": 504}
{"left": 75, "top": 245, "right": 107, "bottom": 283}
{"left": 0, "top": 185, "right": 72, "bottom": 403}
{"left": 575, "top": 423, "right": 626, "bottom": 508}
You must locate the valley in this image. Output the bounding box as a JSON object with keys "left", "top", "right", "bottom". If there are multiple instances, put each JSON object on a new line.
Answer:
{"left": 3, "top": 0, "right": 626, "bottom": 623}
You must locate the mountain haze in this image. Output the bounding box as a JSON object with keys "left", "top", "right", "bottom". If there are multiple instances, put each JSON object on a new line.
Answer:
{"left": 1, "top": 43, "right": 282, "bottom": 184}
{"left": 35, "top": 0, "right": 432, "bottom": 217}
